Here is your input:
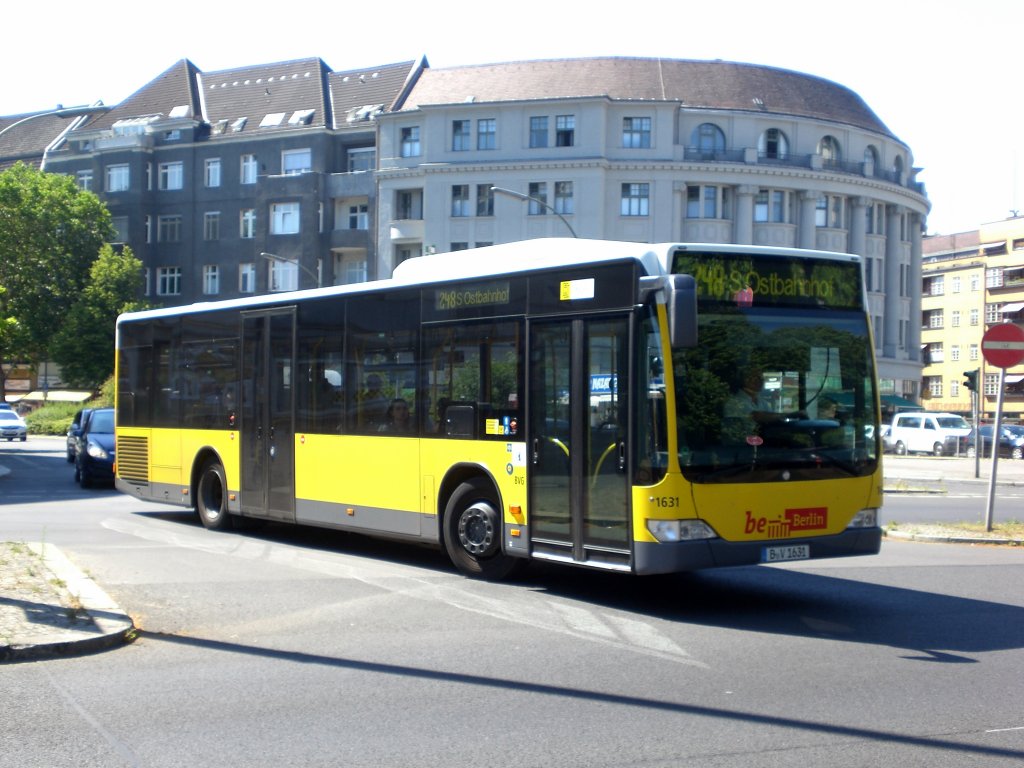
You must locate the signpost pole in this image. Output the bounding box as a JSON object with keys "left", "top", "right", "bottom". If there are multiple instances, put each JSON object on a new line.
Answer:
{"left": 985, "top": 367, "right": 1006, "bottom": 532}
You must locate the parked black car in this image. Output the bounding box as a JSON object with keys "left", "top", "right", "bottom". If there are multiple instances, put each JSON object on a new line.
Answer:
{"left": 965, "top": 424, "right": 1024, "bottom": 459}
{"left": 66, "top": 407, "right": 93, "bottom": 463}
{"left": 74, "top": 408, "right": 115, "bottom": 487}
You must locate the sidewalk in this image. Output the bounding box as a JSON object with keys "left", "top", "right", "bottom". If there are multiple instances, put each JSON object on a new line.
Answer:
{"left": 1, "top": 454, "right": 1021, "bottom": 662}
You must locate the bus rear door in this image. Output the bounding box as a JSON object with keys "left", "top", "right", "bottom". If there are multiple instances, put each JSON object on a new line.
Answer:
{"left": 241, "top": 308, "right": 296, "bottom": 522}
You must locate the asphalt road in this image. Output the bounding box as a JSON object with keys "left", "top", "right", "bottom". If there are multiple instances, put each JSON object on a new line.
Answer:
{"left": 2, "top": 438, "right": 1023, "bottom": 767}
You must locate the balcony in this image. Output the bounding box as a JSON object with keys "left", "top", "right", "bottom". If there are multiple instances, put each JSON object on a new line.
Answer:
{"left": 389, "top": 219, "right": 424, "bottom": 241}
{"left": 330, "top": 228, "right": 371, "bottom": 249}
{"left": 328, "top": 171, "right": 374, "bottom": 199}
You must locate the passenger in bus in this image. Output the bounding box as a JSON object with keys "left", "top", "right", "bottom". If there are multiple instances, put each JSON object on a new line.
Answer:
{"left": 724, "top": 366, "right": 776, "bottom": 424}
{"left": 358, "top": 373, "right": 389, "bottom": 428}
{"left": 380, "top": 398, "right": 413, "bottom": 433}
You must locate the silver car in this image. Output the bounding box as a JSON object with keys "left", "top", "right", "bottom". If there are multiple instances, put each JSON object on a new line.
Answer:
{"left": 0, "top": 410, "right": 27, "bottom": 441}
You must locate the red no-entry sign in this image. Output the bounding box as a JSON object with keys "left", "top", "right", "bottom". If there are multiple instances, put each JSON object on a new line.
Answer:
{"left": 982, "top": 322, "right": 1024, "bottom": 368}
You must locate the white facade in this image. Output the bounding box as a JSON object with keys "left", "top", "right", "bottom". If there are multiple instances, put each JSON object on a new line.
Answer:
{"left": 375, "top": 61, "right": 929, "bottom": 400}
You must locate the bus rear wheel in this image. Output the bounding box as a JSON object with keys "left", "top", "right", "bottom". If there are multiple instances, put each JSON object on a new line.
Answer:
{"left": 196, "top": 459, "right": 232, "bottom": 531}
{"left": 443, "top": 479, "right": 520, "bottom": 580}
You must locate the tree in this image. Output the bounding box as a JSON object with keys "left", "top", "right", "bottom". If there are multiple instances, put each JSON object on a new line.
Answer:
{"left": 51, "top": 244, "right": 147, "bottom": 389}
{"left": 0, "top": 162, "right": 114, "bottom": 393}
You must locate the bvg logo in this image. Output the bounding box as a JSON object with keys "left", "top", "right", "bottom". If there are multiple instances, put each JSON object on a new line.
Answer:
{"left": 744, "top": 507, "right": 828, "bottom": 537}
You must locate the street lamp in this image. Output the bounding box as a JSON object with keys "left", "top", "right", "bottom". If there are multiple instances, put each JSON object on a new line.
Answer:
{"left": 260, "top": 252, "right": 321, "bottom": 289}
{"left": 0, "top": 104, "right": 108, "bottom": 140}
{"left": 490, "top": 185, "right": 578, "bottom": 238}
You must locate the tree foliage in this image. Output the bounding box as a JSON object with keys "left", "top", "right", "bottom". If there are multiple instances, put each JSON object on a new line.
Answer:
{"left": 0, "top": 163, "right": 114, "bottom": 390}
{"left": 51, "top": 244, "right": 147, "bottom": 389}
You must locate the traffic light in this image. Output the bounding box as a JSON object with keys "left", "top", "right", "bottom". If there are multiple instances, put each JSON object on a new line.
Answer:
{"left": 963, "top": 369, "right": 979, "bottom": 392}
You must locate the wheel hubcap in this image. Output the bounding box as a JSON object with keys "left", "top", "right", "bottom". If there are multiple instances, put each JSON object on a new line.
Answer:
{"left": 458, "top": 502, "right": 498, "bottom": 556}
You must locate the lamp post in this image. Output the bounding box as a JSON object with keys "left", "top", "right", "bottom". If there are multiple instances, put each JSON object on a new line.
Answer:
{"left": 490, "top": 185, "right": 578, "bottom": 238}
{"left": 260, "top": 252, "right": 321, "bottom": 289}
{"left": 0, "top": 104, "right": 104, "bottom": 140}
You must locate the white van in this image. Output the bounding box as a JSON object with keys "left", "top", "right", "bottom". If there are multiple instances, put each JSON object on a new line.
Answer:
{"left": 888, "top": 412, "right": 971, "bottom": 456}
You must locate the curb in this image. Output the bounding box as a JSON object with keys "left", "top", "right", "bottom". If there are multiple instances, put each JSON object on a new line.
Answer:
{"left": 1, "top": 543, "right": 135, "bottom": 662}
{"left": 885, "top": 530, "right": 1024, "bottom": 547}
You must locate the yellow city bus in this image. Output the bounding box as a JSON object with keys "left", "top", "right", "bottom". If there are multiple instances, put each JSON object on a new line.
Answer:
{"left": 114, "top": 238, "right": 882, "bottom": 578}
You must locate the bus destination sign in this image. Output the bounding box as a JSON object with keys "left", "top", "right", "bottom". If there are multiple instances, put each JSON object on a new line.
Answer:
{"left": 435, "top": 281, "right": 511, "bottom": 312}
{"left": 672, "top": 251, "right": 861, "bottom": 310}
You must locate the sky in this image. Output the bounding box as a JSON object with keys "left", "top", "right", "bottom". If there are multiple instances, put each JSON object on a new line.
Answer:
{"left": 3, "top": 1, "right": 1020, "bottom": 237}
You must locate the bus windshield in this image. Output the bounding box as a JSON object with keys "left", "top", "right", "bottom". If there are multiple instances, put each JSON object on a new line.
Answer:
{"left": 671, "top": 250, "right": 879, "bottom": 483}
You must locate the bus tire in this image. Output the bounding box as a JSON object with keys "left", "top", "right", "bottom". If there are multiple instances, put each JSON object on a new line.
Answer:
{"left": 443, "top": 478, "right": 520, "bottom": 580}
{"left": 196, "top": 459, "right": 232, "bottom": 531}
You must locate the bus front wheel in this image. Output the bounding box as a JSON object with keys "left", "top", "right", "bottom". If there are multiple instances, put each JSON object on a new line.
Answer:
{"left": 196, "top": 459, "right": 232, "bottom": 531}
{"left": 443, "top": 479, "right": 520, "bottom": 580}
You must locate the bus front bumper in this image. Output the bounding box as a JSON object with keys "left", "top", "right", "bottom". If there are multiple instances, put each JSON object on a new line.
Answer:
{"left": 633, "top": 527, "right": 883, "bottom": 575}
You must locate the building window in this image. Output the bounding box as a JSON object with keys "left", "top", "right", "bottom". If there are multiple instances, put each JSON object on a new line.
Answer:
{"left": 347, "top": 147, "right": 375, "bottom": 172}
{"left": 687, "top": 185, "right": 731, "bottom": 219}
{"left": 928, "top": 377, "right": 943, "bottom": 398}
{"left": 271, "top": 202, "right": 300, "bottom": 235}
{"left": 554, "top": 182, "right": 573, "bottom": 215}
{"left": 451, "top": 185, "right": 471, "bottom": 217}
{"left": 816, "top": 195, "right": 844, "bottom": 228}
{"left": 951, "top": 310, "right": 961, "bottom": 328}
{"left": 347, "top": 204, "right": 368, "bottom": 230}
{"left": 754, "top": 189, "right": 790, "bottom": 223}
{"left": 555, "top": 115, "right": 575, "bottom": 147}
{"left": 969, "top": 343, "right": 979, "bottom": 361}
{"left": 865, "top": 203, "right": 885, "bottom": 235}
{"left": 985, "top": 373, "right": 1000, "bottom": 397}
{"left": 345, "top": 258, "right": 367, "bottom": 283}
{"left": 156, "top": 267, "right": 181, "bottom": 296}
{"left": 621, "top": 183, "right": 650, "bottom": 217}
{"left": 203, "top": 158, "right": 221, "bottom": 188}
{"left": 396, "top": 189, "right": 422, "bottom": 220}
{"left": 158, "top": 162, "right": 183, "bottom": 190}
{"left": 106, "top": 164, "right": 129, "bottom": 192}
{"left": 758, "top": 128, "right": 789, "bottom": 160}
{"left": 928, "top": 310, "right": 943, "bottom": 329}
{"left": 952, "top": 276, "right": 962, "bottom": 293}
{"left": 527, "top": 182, "right": 547, "bottom": 215}
{"left": 401, "top": 126, "right": 421, "bottom": 158}
{"left": 477, "top": 119, "right": 496, "bottom": 150}
{"left": 970, "top": 308, "right": 979, "bottom": 326}
{"left": 240, "top": 209, "right": 256, "bottom": 239}
{"left": 986, "top": 267, "right": 1004, "bottom": 288}
{"left": 529, "top": 116, "right": 548, "bottom": 148}
{"left": 622, "top": 117, "right": 651, "bottom": 148}
{"left": 986, "top": 303, "right": 1003, "bottom": 324}
{"left": 450, "top": 242, "right": 469, "bottom": 251}
{"left": 241, "top": 154, "right": 258, "bottom": 184}
{"left": 270, "top": 260, "right": 298, "bottom": 292}
{"left": 951, "top": 345, "right": 961, "bottom": 361}
{"left": 818, "top": 135, "right": 842, "bottom": 166}
{"left": 282, "top": 148, "right": 312, "bottom": 175}
{"left": 929, "top": 275, "right": 945, "bottom": 295}
{"left": 203, "top": 265, "right": 220, "bottom": 295}
{"left": 691, "top": 123, "right": 726, "bottom": 155}
{"left": 452, "top": 120, "right": 471, "bottom": 151}
{"left": 111, "top": 217, "right": 129, "bottom": 243}
{"left": 76, "top": 170, "right": 92, "bottom": 191}
{"left": 203, "top": 212, "right": 220, "bottom": 241}
{"left": 157, "top": 215, "right": 181, "bottom": 243}
{"left": 239, "top": 263, "right": 256, "bottom": 293}
{"left": 476, "top": 185, "right": 494, "bottom": 217}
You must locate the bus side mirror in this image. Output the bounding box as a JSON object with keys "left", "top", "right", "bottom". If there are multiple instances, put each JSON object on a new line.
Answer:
{"left": 667, "top": 274, "right": 697, "bottom": 348}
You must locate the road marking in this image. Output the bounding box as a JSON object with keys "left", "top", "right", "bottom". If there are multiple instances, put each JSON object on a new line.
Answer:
{"left": 986, "top": 725, "right": 1024, "bottom": 733}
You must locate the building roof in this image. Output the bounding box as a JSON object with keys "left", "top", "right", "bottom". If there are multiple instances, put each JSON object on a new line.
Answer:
{"left": 0, "top": 110, "right": 106, "bottom": 170}
{"left": 396, "top": 57, "right": 895, "bottom": 139}
{"left": 86, "top": 59, "right": 202, "bottom": 131}
{"left": 330, "top": 60, "right": 420, "bottom": 129}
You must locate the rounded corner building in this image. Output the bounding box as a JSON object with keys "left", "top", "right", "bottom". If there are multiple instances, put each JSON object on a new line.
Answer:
{"left": 376, "top": 56, "right": 929, "bottom": 400}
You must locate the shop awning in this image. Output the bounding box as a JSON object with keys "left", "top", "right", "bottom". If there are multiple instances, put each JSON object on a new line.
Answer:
{"left": 1001, "top": 302, "right": 1024, "bottom": 314}
{"left": 880, "top": 394, "right": 921, "bottom": 410}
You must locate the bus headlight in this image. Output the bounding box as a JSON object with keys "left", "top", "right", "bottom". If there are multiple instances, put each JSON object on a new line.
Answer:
{"left": 846, "top": 508, "right": 878, "bottom": 528}
{"left": 646, "top": 519, "right": 717, "bottom": 543}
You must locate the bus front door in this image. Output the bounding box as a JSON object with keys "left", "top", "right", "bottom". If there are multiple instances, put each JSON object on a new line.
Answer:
{"left": 529, "top": 315, "right": 631, "bottom": 569}
{"left": 241, "top": 309, "right": 296, "bottom": 522}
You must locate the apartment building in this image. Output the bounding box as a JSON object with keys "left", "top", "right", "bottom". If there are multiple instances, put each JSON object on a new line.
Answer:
{"left": 40, "top": 57, "right": 421, "bottom": 302}
{"left": 375, "top": 58, "right": 930, "bottom": 400}
{"left": 2, "top": 56, "right": 929, "bottom": 399}
{"left": 922, "top": 219, "right": 1024, "bottom": 421}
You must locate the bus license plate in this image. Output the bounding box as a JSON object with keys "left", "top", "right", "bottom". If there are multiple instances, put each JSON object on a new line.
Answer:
{"left": 763, "top": 544, "right": 810, "bottom": 563}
